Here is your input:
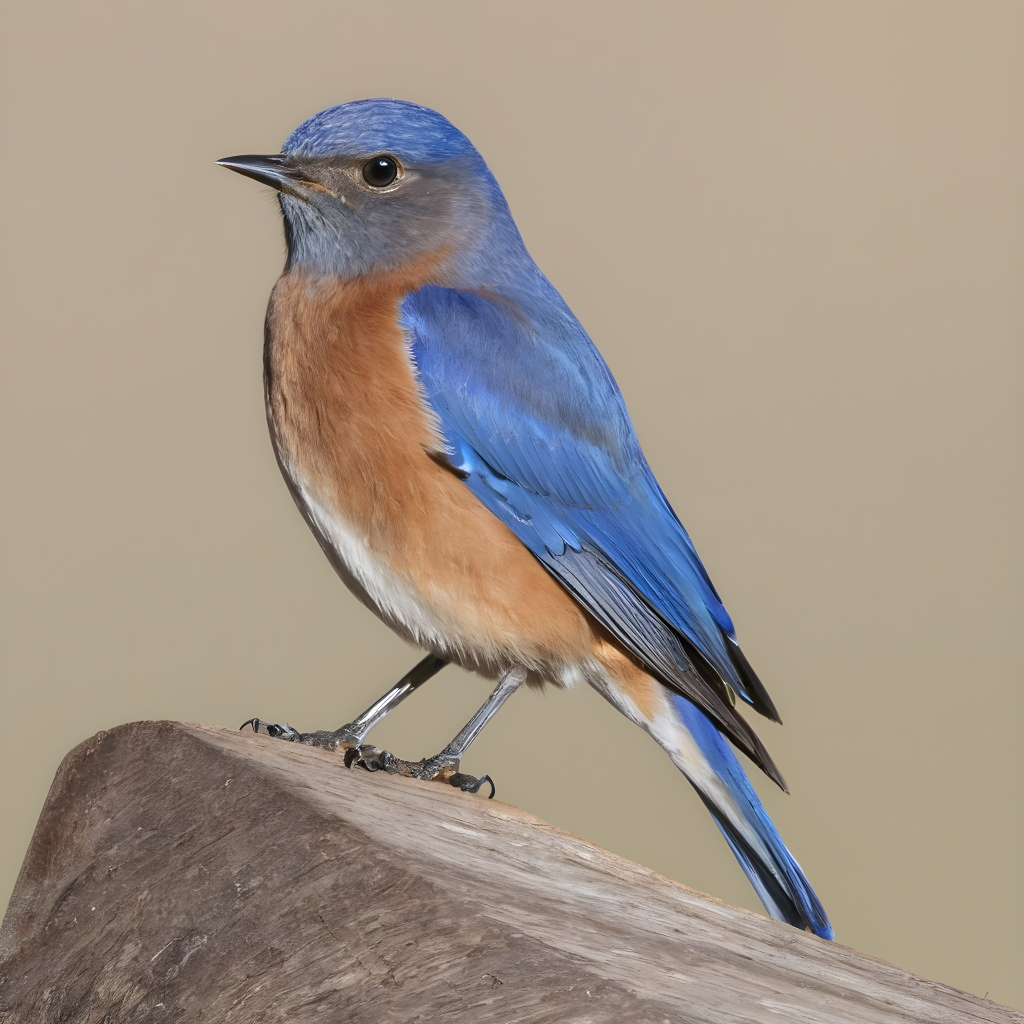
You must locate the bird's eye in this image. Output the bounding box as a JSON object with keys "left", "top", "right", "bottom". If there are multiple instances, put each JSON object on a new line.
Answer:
{"left": 362, "top": 155, "right": 400, "bottom": 188}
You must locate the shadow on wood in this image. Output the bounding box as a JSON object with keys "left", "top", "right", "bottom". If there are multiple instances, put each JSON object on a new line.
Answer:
{"left": 0, "top": 722, "right": 1018, "bottom": 1023}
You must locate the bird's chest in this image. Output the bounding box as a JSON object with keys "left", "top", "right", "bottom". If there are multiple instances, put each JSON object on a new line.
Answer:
{"left": 259, "top": 270, "right": 598, "bottom": 673}
{"left": 263, "top": 270, "right": 451, "bottom": 637}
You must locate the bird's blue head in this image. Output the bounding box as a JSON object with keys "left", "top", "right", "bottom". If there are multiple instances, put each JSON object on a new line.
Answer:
{"left": 220, "top": 99, "right": 529, "bottom": 283}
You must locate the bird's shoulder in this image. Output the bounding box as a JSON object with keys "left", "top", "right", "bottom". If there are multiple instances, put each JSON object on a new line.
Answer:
{"left": 400, "top": 282, "right": 643, "bottom": 486}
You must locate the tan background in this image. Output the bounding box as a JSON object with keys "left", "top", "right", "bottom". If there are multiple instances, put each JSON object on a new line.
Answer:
{"left": 2, "top": 0, "right": 1021, "bottom": 1009}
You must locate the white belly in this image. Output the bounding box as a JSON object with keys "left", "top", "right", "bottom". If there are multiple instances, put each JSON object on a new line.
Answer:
{"left": 285, "top": 463, "right": 457, "bottom": 653}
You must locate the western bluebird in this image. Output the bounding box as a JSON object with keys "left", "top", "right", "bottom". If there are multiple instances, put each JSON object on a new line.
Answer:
{"left": 220, "top": 98, "right": 832, "bottom": 939}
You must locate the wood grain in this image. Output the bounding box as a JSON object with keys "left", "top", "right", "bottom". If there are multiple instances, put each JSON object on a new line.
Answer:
{"left": 0, "top": 721, "right": 1018, "bottom": 1023}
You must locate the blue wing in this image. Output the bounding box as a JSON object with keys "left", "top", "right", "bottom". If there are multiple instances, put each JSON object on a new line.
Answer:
{"left": 401, "top": 284, "right": 786, "bottom": 788}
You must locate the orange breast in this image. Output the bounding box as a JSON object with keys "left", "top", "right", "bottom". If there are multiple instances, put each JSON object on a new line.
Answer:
{"left": 264, "top": 263, "right": 600, "bottom": 679}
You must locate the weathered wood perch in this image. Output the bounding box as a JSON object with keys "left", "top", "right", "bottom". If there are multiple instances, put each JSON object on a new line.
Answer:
{"left": 0, "top": 722, "right": 1018, "bottom": 1023}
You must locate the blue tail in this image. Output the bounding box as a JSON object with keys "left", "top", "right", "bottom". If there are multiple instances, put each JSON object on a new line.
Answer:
{"left": 673, "top": 695, "right": 833, "bottom": 939}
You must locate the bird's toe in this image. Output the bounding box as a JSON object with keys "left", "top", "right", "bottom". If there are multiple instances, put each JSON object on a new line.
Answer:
{"left": 344, "top": 744, "right": 397, "bottom": 773}
{"left": 240, "top": 718, "right": 302, "bottom": 741}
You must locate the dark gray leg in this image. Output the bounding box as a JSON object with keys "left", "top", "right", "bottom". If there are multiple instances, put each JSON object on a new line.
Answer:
{"left": 241, "top": 654, "right": 447, "bottom": 750}
{"left": 348, "top": 666, "right": 526, "bottom": 797}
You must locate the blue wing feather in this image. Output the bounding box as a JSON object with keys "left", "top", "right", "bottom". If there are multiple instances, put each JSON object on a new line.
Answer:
{"left": 402, "top": 284, "right": 785, "bottom": 784}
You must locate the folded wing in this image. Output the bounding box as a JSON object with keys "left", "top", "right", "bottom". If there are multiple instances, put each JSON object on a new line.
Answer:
{"left": 402, "top": 284, "right": 786, "bottom": 788}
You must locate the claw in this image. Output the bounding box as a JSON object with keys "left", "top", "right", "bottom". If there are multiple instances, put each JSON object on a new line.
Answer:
{"left": 344, "top": 747, "right": 495, "bottom": 798}
{"left": 243, "top": 721, "right": 495, "bottom": 797}
{"left": 450, "top": 772, "right": 495, "bottom": 798}
{"left": 240, "top": 718, "right": 301, "bottom": 740}
{"left": 242, "top": 717, "right": 368, "bottom": 751}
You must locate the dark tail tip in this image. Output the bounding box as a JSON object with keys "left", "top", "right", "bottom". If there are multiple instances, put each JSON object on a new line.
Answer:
{"left": 699, "top": 791, "right": 833, "bottom": 939}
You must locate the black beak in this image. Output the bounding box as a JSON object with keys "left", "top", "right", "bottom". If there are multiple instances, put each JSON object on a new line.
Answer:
{"left": 217, "top": 154, "right": 299, "bottom": 193}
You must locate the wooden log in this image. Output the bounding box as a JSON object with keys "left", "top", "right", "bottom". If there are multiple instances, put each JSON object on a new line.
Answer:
{"left": 0, "top": 721, "right": 1018, "bottom": 1023}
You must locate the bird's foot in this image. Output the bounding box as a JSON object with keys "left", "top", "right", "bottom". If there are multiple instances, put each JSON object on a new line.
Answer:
{"left": 343, "top": 745, "right": 495, "bottom": 798}
{"left": 240, "top": 718, "right": 363, "bottom": 751}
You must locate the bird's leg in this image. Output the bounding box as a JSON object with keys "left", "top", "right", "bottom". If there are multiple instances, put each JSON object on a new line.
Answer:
{"left": 347, "top": 666, "right": 526, "bottom": 798}
{"left": 241, "top": 654, "right": 447, "bottom": 751}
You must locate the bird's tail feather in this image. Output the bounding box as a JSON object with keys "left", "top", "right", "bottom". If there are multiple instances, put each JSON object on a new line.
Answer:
{"left": 669, "top": 694, "right": 833, "bottom": 939}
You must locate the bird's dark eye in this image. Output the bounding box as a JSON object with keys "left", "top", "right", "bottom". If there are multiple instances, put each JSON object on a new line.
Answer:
{"left": 362, "top": 155, "right": 400, "bottom": 188}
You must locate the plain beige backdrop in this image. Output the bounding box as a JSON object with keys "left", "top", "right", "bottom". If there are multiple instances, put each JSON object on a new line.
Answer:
{"left": 2, "top": 0, "right": 1022, "bottom": 1010}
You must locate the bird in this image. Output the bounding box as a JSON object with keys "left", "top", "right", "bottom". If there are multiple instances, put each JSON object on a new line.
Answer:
{"left": 219, "top": 98, "right": 833, "bottom": 940}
